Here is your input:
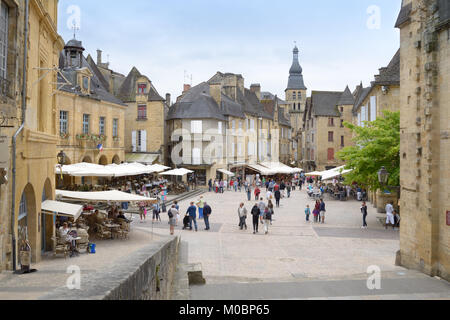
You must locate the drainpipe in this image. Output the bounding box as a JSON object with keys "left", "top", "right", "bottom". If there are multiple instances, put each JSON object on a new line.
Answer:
{"left": 11, "top": 0, "right": 29, "bottom": 272}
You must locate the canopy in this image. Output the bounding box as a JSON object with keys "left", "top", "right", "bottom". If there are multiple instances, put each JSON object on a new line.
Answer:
{"left": 125, "top": 153, "right": 159, "bottom": 164}
{"left": 321, "top": 166, "right": 353, "bottom": 181}
{"left": 41, "top": 200, "right": 83, "bottom": 221}
{"left": 159, "top": 168, "right": 194, "bottom": 176}
{"left": 246, "top": 164, "right": 275, "bottom": 176}
{"left": 147, "top": 164, "right": 171, "bottom": 173}
{"left": 56, "top": 162, "right": 171, "bottom": 178}
{"left": 260, "top": 162, "right": 302, "bottom": 175}
{"left": 305, "top": 171, "right": 323, "bottom": 177}
{"left": 217, "top": 169, "right": 235, "bottom": 177}
{"left": 55, "top": 190, "right": 156, "bottom": 202}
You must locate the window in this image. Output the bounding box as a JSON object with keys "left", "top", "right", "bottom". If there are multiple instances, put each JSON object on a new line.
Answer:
{"left": 137, "top": 105, "right": 147, "bottom": 120}
{"left": 82, "top": 76, "right": 89, "bottom": 90}
{"left": 312, "top": 133, "right": 314, "bottom": 143}
{"left": 59, "top": 111, "right": 68, "bottom": 134}
{"left": 113, "top": 119, "right": 118, "bottom": 137}
{"left": 137, "top": 130, "right": 147, "bottom": 152}
{"left": 232, "top": 120, "right": 236, "bottom": 131}
{"left": 327, "top": 148, "right": 335, "bottom": 161}
{"left": 341, "top": 119, "right": 344, "bottom": 128}
{"left": 328, "top": 131, "right": 334, "bottom": 142}
{"left": 293, "top": 103, "right": 296, "bottom": 110}
{"left": 248, "top": 142, "right": 255, "bottom": 156}
{"left": 340, "top": 107, "right": 344, "bottom": 113}
{"left": 82, "top": 114, "right": 90, "bottom": 134}
{"left": 191, "top": 120, "right": 202, "bottom": 134}
{"left": 370, "top": 96, "right": 377, "bottom": 121}
{"left": 357, "top": 113, "right": 361, "bottom": 126}
{"left": 138, "top": 83, "right": 147, "bottom": 94}
{"left": 0, "top": 2, "right": 8, "bottom": 79}
{"left": 361, "top": 106, "right": 367, "bottom": 126}
{"left": 311, "top": 118, "right": 314, "bottom": 128}
{"left": 192, "top": 148, "right": 201, "bottom": 165}
{"left": 341, "top": 136, "right": 345, "bottom": 147}
{"left": 99, "top": 117, "right": 105, "bottom": 135}
{"left": 231, "top": 143, "right": 235, "bottom": 157}
{"left": 239, "top": 120, "right": 243, "bottom": 130}
{"left": 237, "top": 143, "right": 242, "bottom": 156}
{"left": 298, "top": 92, "right": 302, "bottom": 100}
{"left": 250, "top": 119, "right": 255, "bottom": 131}
{"left": 328, "top": 118, "right": 335, "bottom": 127}
{"left": 293, "top": 92, "right": 296, "bottom": 100}
{"left": 218, "top": 121, "right": 223, "bottom": 134}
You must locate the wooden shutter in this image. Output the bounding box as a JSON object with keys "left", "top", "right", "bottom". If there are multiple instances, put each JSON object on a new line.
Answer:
{"left": 141, "top": 130, "right": 147, "bottom": 152}
{"left": 132, "top": 131, "right": 136, "bottom": 152}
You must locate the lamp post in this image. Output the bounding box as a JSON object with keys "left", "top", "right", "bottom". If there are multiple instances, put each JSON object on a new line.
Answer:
{"left": 378, "top": 166, "right": 389, "bottom": 186}
{"left": 57, "top": 150, "right": 66, "bottom": 188}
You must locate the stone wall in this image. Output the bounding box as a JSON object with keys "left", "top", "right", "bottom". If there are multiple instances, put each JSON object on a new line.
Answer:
{"left": 41, "top": 237, "right": 180, "bottom": 300}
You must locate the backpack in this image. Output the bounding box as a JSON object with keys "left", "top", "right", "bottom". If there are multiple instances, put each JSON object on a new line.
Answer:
{"left": 168, "top": 209, "right": 173, "bottom": 219}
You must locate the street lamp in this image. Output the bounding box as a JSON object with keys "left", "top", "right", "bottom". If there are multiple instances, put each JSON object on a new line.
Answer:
{"left": 57, "top": 150, "right": 66, "bottom": 166}
{"left": 378, "top": 166, "right": 389, "bottom": 185}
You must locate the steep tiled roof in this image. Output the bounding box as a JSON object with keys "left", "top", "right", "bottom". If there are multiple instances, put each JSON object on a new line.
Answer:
{"left": 58, "top": 52, "right": 126, "bottom": 106}
{"left": 166, "top": 82, "right": 226, "bottom": 121}
{"left": 395, "top": 2, "right": 412, "bottom": 28}
{"left": 310, "top": 91, "right": 342, "bottom": 117}
{"left": 337, "top": 86, "right": 355, "bottom": 106}
{"left": 86, "top": 54, "right": 110, "bottom": 92}
{"left": 116, "top": 67, "right": 141, "bottom": 102}
{"left": 372, "top": 49, "right": 400, "bottom": 86}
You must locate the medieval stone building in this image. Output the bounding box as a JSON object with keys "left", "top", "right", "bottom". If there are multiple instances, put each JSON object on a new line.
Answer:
{"left": 396, "top": 0, "right": 449, "bottom": 281}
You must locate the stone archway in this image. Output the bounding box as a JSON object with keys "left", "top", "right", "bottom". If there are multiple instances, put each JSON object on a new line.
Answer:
{"left": 81, "top": 155, "right": 92, "bottom": 163}
{"left": 17, "top": 183, "right": 37, "bottom": 263}
{"left": 112, "top": 155, "right": 121, "bottom": 165}
{"left": 98, "top": 155, "right": 108, "bottom": 165}
{"left": 41, "top": 179, "right": 54, "bottom": 252}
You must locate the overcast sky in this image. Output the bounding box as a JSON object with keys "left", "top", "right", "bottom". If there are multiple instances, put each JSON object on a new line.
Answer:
{"left": 57, "top": 0, "right": 401, "bottom": 100}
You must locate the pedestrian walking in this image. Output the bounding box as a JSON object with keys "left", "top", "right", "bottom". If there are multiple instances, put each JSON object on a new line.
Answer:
{"left": 361, "top": 202, "right": 368, "bottom": 229}
{"left": 305, "top": 205, "right": 311, "bottom": 222}
{"left": 203, "top": 202, "right": 212, "bottom": 231}
{"left": 266, "top": 189, "right": 273, "bottom": 201}
{"left": 186, "top": 202, "right": 198, "bottom": 232}
{"left": 251, "top": 203, "right": 260, "bottom": 234}
{"left": 152, "top": 202, "right": 161, "bottom": 222}
{"left": 319, "top": 199, "right": 326, "bottom": 224}
{"left": 287, "top": 183, "right": 291, "bottom": 198}
{"left": 238, "top": 203, "right": 248, "bottom": 230}
{"left": 274, "top": 189, "right": 281, "bottom": 208}
{"left": 196, "top": 196, "right": 204, "bottom": 220}
{"left": 268, "top": 200, "right": 274, "bottom": 224}
{"left": 168, "top": 205, "right": 178, "bottom": 235}
{"left": 263, "top": 207, "right": 272, "bottom": 235}
{"left": 254, "top": 187, "right": 261, "bottom": 201}
{"left": 385, "top": 201, "right": 395, "bottom": 230}
{"left": 208, "top": 179, "right": 213, "bottom": 192}
{"left": 313, "top": 200, "right": 320, "bottom": 223}
{"left": 139, "top": 201, "right": 146, "bottom": 223}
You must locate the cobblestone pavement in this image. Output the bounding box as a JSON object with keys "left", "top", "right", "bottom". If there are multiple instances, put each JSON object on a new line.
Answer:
{"left": 146, "top": 188, "right": 450, "bottom": 300}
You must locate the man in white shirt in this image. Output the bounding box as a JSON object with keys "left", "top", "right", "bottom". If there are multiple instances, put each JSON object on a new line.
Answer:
{"left": 385, "top": 202, "right": 395, "bottom": 229}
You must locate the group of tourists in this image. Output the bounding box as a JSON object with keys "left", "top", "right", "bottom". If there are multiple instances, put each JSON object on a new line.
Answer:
{"left": 304, "top": 198, "right": 326, "bottom": 223}
{"left": 166, "top": 196, "right": 213, "bottom": 234}
{"left": 237, "top": 198, "right": 274, "bottom": 235}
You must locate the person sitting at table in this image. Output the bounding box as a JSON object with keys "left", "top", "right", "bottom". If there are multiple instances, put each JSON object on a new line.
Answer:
{"left": 117, "top": 211, "right": 130, "bottom": 223}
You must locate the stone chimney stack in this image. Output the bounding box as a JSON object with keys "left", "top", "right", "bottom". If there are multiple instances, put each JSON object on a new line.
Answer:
{"left": 166, "top": 93, "right": 171, "bottom": 106}
{"left": 250, "top": 84, "right": 261, "bottom": 101}
{"left": 97, "top": 49, "right": 102, "bottom": 65}
{"left": 183, "top": 84, "right": 191, "bottom": 94}
{"left": 209, "top": 83, "right": 222, "bottom": 107}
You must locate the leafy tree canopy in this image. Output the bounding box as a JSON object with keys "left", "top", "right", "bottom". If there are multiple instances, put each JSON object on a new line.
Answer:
{"left": 338, "top": 110, "right": 400, "bottom": 191}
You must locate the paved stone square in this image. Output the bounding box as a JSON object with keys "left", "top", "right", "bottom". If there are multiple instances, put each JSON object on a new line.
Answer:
{"left": 147, "top": 187, "right": 450, "bottom": 300}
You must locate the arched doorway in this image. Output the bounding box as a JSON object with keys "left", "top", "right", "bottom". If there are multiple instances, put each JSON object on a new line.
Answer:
{"left": 18, "top": 184, "right": 37, "bottom": 264}
{"left": 98, "top": 155, "right": 108, "bottom": 165}
{"left": 41, "top": 179, "right": 54, "bottom": 253}
{"left": 112, "top": 155, "right": 121, "bottom": 165}
{"left": 81, "top": 155, "right": 92, "bottom": 185}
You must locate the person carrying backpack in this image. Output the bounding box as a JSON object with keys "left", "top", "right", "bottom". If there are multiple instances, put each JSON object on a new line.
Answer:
{"left": 263, "top": 207, "right": 272, "bottom": 235}
{"left": 251, "top": 203, "right": 260, "bottom": 234}
{"left": 168, "top": 205, "right": 178, "bottom": 235}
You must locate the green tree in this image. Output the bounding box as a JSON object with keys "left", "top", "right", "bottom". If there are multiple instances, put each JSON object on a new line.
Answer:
{"left": 338, "top": 110, "right": 400, "bottom": 191}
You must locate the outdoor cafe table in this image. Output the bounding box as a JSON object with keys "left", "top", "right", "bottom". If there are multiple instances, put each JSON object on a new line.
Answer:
{"left": 104, "top": 223, "right": 121, "bottom": 239}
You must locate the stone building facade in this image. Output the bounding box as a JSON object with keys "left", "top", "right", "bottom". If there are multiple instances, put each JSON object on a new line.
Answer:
{"left": 0, "top": 0, "right": 64, "bottom": 271}
{"left": 396, "top": 0, "right": 449, "bottom": 281}
{"left": 302, "top": 87, "right": 355, "bottom": 171}
{"left": 116, "top": 67, "right": 166, "bottom": 165}
{"left": 353, "top": 50, "right": 401, "bottom": 127}
{"left": 55, "top": 38, "right": 127, "bottom": 185}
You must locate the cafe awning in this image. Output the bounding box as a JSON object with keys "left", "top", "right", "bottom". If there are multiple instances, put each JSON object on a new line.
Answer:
{"left": 217, "top": 169, "right": 235, "bottom": 177}
{"left": 246, "top": 164, "right": 275, "bottom": 176}
{"left": 159, "top": 168, "right": 194, "bottom": 176}
{"left": 125, "top": 153, "right": 160, "bottom": 165}
{"left": 55, "top": 190, "right": 156, "bottom": 202}
{"left": 41, "top": 200, "right": 83, "bottom": 221}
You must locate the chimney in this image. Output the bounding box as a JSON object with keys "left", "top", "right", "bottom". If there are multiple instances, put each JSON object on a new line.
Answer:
{"left": 183, "top": 84, "right": 191, "bottom": 94}
{"left": 97, "top": 49, "right": 102, "bottom": 65}
{"left": 209, "top": 83, "right": 222, "bottom": 107}
{"left": 166, "top": 93, "right": 171, "bottom": 106}
{"left": 250, "top": 83, "right": 261, "bottom": 100}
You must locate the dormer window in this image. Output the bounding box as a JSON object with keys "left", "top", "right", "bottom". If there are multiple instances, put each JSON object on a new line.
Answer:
{"left": 82, "top": 76, "right": 89, "bottom": 90}
{"left": 138, "top": 83, "right": 147, "bottom": 94}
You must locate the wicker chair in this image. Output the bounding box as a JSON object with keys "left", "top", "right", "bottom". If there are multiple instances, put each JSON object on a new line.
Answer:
{"left": 52, "top": 236, "right": 70, "bottom": 259}
{"left": 118, "top": 221, "right": 130, "bottom": 239}
{"left": 95, "top": 224, "right": 111, "bottom": 239}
